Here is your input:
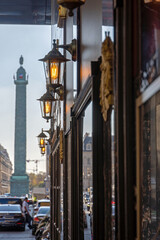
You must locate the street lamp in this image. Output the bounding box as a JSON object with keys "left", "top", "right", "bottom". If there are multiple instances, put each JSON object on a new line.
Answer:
{"left": 37, "top": 88, "right": 57, "bottom": 122}
{"left": 37, "top": 129, "right": 52, "bottom": 155}
{"left": 41, "top": 146, "right": 46, "bottom": 155}
{"left": 39, "top": 40, "right": 69, "bottom": 91}
{"left": 37, "top": 129, "right": 47, "bottom": 148}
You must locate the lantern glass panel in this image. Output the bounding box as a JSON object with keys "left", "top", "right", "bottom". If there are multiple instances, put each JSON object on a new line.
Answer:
{"left": 40, "top": 138, "right": 45, "bottom": 148}
{"left": 40, "top": 101, "right": 44, "bottom": 119}
{"left": 50, "top": 62, "right": 59, "bottom": 83}
{"left": 44, "top": 101, "right": 51, "bottom": 115}
{"left": 43, "top": 62, "right": 49, "bottom": 83}
{"left": 49, "top": 61, "right": 61, "bottom": 85}
{"left": 41, "top": 147, "right": 45, "bottom": 155}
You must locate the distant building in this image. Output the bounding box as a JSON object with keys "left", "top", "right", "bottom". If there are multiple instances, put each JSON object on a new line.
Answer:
{"left": 32, "top": 187, "right": 46, "bottom": 200}
{"left": 83, "top": 133, "right": 92, "bottom": 192}
{"left": 0, "top": 144, "right": 12, "bottom": 194}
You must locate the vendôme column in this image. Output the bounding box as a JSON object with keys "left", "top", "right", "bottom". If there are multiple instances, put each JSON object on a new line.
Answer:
{"left": 10, "top": 56, "right": 29, "bottom": 196}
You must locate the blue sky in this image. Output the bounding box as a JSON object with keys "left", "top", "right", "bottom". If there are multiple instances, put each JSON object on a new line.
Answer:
{"left": 0, "top": 25, "right": 51, "bottom": 173}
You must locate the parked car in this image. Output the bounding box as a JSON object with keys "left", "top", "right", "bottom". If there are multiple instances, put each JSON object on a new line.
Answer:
{"left": 0, "top": 204, "right": 25, "bottom": 231}
{"left": 34, "top": 199, "right": 50, "bottom": 215}
{"left": 0, "top": 197, "right": 22, "bottom": 206}
{"left": 32, "top": 206, "right": 50, "bottom": 235}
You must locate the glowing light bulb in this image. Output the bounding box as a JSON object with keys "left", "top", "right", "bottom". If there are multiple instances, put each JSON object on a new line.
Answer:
{"left": 40, "top": 138, "right": 44, "bottom": 146}
{"left": 41, "top": 147, "right": 45, "bottom": 154}
{"left": 50, "top": 63, "right": 58, "bottom": 81}
{"left": 45, "top": 101, "right": 51, "bottom": 114}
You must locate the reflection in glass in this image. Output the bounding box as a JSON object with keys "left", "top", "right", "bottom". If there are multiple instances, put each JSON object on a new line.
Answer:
{"left": 140, "top": 91, "right": 160, "bottom": 239}
{"left": 141, "top": 1, "right": 160, "bottom": 92}
{"left": 102, "top": 0, "right": 114, "bottom": 42}
{"left": 83, "top": 102, "right": 93, "bottom": 240}
{"left": 111, "top": 109, "right": 115, "bottom": 240}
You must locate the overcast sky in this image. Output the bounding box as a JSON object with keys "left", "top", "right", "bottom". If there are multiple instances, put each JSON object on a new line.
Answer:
{"left": 0, "top": 24, "right": 51, "bottom": 173}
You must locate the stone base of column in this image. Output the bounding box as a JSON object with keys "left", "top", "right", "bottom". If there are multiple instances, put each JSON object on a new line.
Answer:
{"left": 10, "top": 174, "right": 29, "bottom": 196}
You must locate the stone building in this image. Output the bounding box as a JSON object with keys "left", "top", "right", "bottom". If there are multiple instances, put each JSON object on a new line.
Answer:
{"left": 83, "top": 133, "right": 92, "bottom": 192}
{"left": 0, "top": 144, "right": 12, "bottom": 195}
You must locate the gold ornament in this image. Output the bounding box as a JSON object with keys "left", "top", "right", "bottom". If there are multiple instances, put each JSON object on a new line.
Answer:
{"left": 100, "top": 34, "right": 114, "bottom": 122}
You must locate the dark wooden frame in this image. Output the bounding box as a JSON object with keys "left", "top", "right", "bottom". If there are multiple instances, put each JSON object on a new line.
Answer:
{"left": 71, "top": 76, "right": 92, "bottom": 240}
{"left": 114, "top": 0, "right": 137, "bottom": 239}
{"left": 68, "top": 59, "right": 106, "bottom": 239}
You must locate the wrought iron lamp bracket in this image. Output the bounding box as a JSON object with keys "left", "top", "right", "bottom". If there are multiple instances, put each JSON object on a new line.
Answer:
{"left": 58, "top": 39, "right": 77, "bottom": 61}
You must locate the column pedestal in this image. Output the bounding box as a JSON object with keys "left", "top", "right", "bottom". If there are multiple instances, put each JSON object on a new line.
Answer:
{"left": 10, "top": 174, "right": 29, "bottom": 196}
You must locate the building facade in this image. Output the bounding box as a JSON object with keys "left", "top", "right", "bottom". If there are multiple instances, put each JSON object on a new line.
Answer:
{"left": 1, "top": 0, "right": 160, "bottom": 239}
{"left": 83, "top": 133, "right": 92, "bottom": 192}
{"left": 0, "top": 144, "right": 12, "bottom": 195}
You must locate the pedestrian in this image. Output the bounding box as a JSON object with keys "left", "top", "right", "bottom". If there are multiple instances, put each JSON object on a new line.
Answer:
{"left": 22, "top": 197, "right": 32, "bottom": 229}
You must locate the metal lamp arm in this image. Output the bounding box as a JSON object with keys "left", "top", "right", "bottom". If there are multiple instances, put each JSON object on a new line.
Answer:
{"left": 57, "top": 39, "right": 77, "bottom": 61}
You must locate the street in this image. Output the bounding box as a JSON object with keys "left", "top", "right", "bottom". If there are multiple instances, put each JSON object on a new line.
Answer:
{"left": 84, "top": 204, "right": 92, "bottom": 240}
{"left": 0, "top": 226, "right": 34, "bottom": 240}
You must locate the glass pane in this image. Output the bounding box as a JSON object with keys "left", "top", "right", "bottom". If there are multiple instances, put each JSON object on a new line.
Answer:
{"left": 140, "top": 90, "right": 160, "bottom": 239}
{"left": 83, "top": 102, "right": 93, "bottom": 240}
{"left": 141, "top": 1, "right": 160, "bottom": 92}
{"left": 102, "top": 0, "right": 114, "bottom": 42}
{"left": 111, "top": 108, "right": 115, "bottom": 239}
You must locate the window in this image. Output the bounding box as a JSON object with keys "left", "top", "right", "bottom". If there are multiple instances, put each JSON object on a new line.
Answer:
{"left": 86, "top": 144, "right": 91, "bottom": 150}
{"left": 136, "top": 77, "right": 160, "bottom": 239}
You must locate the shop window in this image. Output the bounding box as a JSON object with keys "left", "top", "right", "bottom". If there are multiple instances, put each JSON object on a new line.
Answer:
{"left": 137, "top": 77, "right": 160, "bottom": 239}
{"left": 141, "top": 1, "right": 160, "bottom": 92}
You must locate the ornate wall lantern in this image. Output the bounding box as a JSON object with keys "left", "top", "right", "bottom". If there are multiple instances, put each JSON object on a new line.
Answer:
{"left": 41, "top": 146, "right": 46, "bottom": 155}
{"left": 57, "top": 0, "right": 86, "bottom": 16}
{"left": 37, "top": 129, "right": 47, "bottom": 148}
{"left": 39, "top": 40, "right": 69, "bottom": 90}
{"left": 37, "top": 89, "right": 57, "bottom": 122}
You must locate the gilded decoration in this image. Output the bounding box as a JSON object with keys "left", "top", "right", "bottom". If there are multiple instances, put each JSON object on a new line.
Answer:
{"left": 100, "top": 34, "right": 114, "bottom": 122}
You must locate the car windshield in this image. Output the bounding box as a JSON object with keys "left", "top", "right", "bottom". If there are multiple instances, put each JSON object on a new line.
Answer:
{"left": 0, "top": 205, "right": 21, "bottom": 211}
{"left": 38, "top": 202, "right": 50, "bottom": 207}
{"left": 38, "top": 207, "right": 50, "bottom": 215}
{"left": 0, "top": 198, "right": 22, "bottom": 205}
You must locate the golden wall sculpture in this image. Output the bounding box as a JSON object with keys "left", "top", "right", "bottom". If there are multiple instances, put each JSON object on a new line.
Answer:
{"left": 100, "top": 34, "right": 114, "bottom": 122}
